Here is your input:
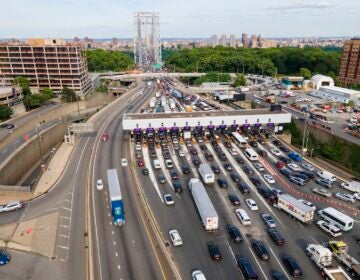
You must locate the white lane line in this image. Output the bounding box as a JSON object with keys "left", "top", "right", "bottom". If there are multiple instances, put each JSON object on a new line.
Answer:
{"left": 75, "top": 137, "right": 91, "bottom": 174}
{"left": 59, "top": 224, "right": 69, "bottom": 228}
{"left": 248, "top": 248, "right": 269, "bottom": 280}
{"left": 112, "top": 230, "right": 114, "bottom": 235}
{"left": 117, "top": 265, "right": 121, "bottom": 270}
{"left": 59, "top": 258, "right": 67, "bottom": 262}
{"left": 115, "top": 252, "right": 118, "bottom": 257}
{"left": 113, "top": 241, "right": 116, "bottom": 246}
{"left": 57, "top": 245, "right": 69, "bottom": 249}
{"left": 60, "top": 216, "right": 70, "bottom": 220}
{"left": 61, "top": 207, "right": 72, "bottom": 212}
{"left": 59, "top": 234, "right": 69, "bottom": 238}
{"left": 268, "top": 246, "right": 291, "bottom": 279}
{"left": 226, "top": 240, "right": 237, "bottom": 265}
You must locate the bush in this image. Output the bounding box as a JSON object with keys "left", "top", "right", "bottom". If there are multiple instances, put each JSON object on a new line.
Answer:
{"left": 0, "top": 106, "right": 13, "bottom": 120}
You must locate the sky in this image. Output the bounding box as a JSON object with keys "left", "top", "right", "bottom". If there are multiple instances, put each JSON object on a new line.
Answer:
{"left": 1, "top": 0, "right": 359, "bottom": 38}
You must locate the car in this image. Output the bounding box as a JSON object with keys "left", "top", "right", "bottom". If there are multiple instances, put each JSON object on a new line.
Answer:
{"left": 270, "top": 187, "right": 283, "bottom": 196}
{"left": 289, "top": 176, "right": 306, "bottom": 186}
{"left": 258, "top": 150, "right": 268, "bottom": 157}
{"left": 263, "top": 174, "right": 275, "bottom": 184}
{"left": 162, "top": 151, "right": 170, "bottom": 159}
{"left": 189, "top": 147, "right": 198, "bottom": 155}
{"left": 271, "top": 271, "right": 288, "bottom": 280}
{"left": 1, "top": 123, "right": 15, "bottom": 130}
{"left": 235, "top": 156, "right": 244, "bottom": 164}
{"left": 267, "top": 228, "right": 285, "bottom": 245}
{"left": 229, "top": 148, "right": 238, "bottom": 156}
{"left": 135, "top": 144, "right": 142, "bottom": 151}
{"left": 228, "top": 194, "right": 241, "bottom": 205}
{"left": 279, "top": 156, "right": 292, "bottom": 164}
{"left": 224, "top": 141, "right": 232, "bottom": 148}
{"left": 181, "top": 165, "right": 190, "bottom": 174}
{"left": 302, "top": 162, "right": 315, "bottom": 171}
{"left": 249, "top": 177, "right": 261, "bottom": 187}
{"left": 353, "top": 193, "right": 360, "bottom": 201}
{"left": 121, "top": 158, "right": 128, "bottom": 167}
{"left": 173, "top": 181, "right": 183, "bottom": 193}
{"left": 261, "top": 213, "right": 276, "bottom": 228}
{"left": 276, "top": 161, "right": 285, "bottom": 169}
{"left": 279, "top": 168, "right": 294, "bottom": 178}
{"left": 312, "top": 188, "right": 332, "bottom": 198}
{"left": 298, "top": 199, "right": 316, "bottom": 211}
{"left": 271, "top": 148, "right": 282, "bottom": 156}
{"left": 249, "top": 141, "right": 258, "bottom": 148}
{"left": 0, "top": 201, "right": 23, "bottom": 213}
{"left": 316, "top": 178, "right": 334, "bottom": 188}
{"left": 204, "top": 152, "right": 214, "bottom": 161}
{"left": 217, "top": 178, "right": 228, "bottom": 189}
{"left": 192, "top": 156, "right": 200, "bottom": 166}
{"left": 334, "top": 192, "right": 356, "bottom": 203}
{"left": 238, "top": 183, "right": 250, "bottom": 194}
{"left": 226, "top": 224, "right": 243, "bottom": 243}
{"left": 170, "top": 170, "right": 179, "bottom": 180}
{"left": 282, "top": 255, "right": 303, "bottom": 277}
{"left": 245, "top": 199, "right": 258, "bottom": 211}
{"left": 252, "top": 240, "right": 270, "bottom": 261}
{"left": 172, "top": 138, "right": 179, "bottom": 144}
{"left": 199, "top": 144, "right": 207, "bottom": 151}
{"left": 316, "top": 220, "right": 342, "bottom": 237}
{"left": 207, "top": 242, "right": 222, "bottom": 261}
{"left": 293, "top": 173, "right": 310, "bottom": 181}
{"left": 279, "top": 146, "right": 289, "bottom": 153}
{"left": 178, "top": 150, "right": 185, "bottom": 157}
{"left": 254, "top": 163, "right": 265, "bottom": 172}
{"left": 236, "top": 256, "right": 259, "bottom": 280}
{"left": 242, "top": 166, "right": 253, "bottom": 175}
{"left": 297, "top": 170, "right": 315, "bottom": 179}
{"left": 230, "top": 173, "right": 241, "bottom": 183}
{"left": 141, "top": 168, "right": 149, "bottom": 176}
{"left": 169, "top": 229, "right": 183, "bottom": 246}
{"left": 0, "top": 250, "right": 11, "bottom": 266}
{"left": 272, "top": 139, "right": 281, "bottom": 146}
{"left": 257, "top": 187, "right": 277, "bottom": 204}
{"left": 137, "top": 159, "right": 145, "bottom": 167}
{"left": 101, "top": 133, "right": 109, "bottom": 141}
{"left": 210, "top": 165, "right": 220, "bottom": 174}
{"left": 223, "top": 163, "right": 233, "bottom": 171}
{"left": 287, "top": 163, "right": 301, "bottom": 171}
{"left": 165, "top": 159, "right": 173, "bottom": 169}
{"left": 96, "top": 179, "right": 104, "bottom": 191}
{"left": 157, "top": 174, "right": 166, "bottom": 184}
{"left": 191, "top": 270, "right": 206, "bottom": 280}
{"left": 135, "top": 151, "right": 143, "bottom": 159}
{"left": 163, "top": 194, "right": 174, "bottom": 205}
{"left": 288, "top": 152, "right": 302, "bottom": 162}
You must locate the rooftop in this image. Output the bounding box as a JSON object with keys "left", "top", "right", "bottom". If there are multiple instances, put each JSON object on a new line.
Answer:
{"left": 319, "top": 86, "right": 360, "bottom": 95}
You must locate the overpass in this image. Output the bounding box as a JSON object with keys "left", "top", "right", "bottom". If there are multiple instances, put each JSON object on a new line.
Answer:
{"left": 100, "top": 72, "right": 206, "bottom": 81}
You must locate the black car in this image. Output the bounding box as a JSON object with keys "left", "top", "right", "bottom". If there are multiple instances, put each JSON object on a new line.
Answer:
{"left": 192, "top": 156, "right": 201, "bottom": 166}
{"left": 189, "top": 147, "right": 198, "bottom": 155}
{"left": 271, "top": 271, "right": 288, "bottom": 280}
{"left": 226, "top": 224, "right": 243, "bottom": 243}
{"left": 228, "top": 194, "right": 241, "bottom": 205}
{"left": 142, "top": 168, "right": 149, "bottom": 176}
{"left": 205, "top": 152, "right": 214, "bottom": 161}
{"left": 173, "top": 181, "right": 182, "bottom": 193}
{"left": 279, "top": 168, "right": 294, "bottom": 178}
{"left": 242, "top": 166, "right": 254, "bottom": 175}
{"left": 238, "top": 183, "right": 250, "bottom": 194}
{"left": 217, "top": 178, "right": 228, "bottom": 189}
{"left": 258, "top": 150, "right": 268, "bottom": 157}
{"left": 282, "top": 255, "right": 302, "bottom": 277}
{"left": 235, "top": 156, "right": 244, "bottom": 164}
{"left": 257, "top": 187, "right": 277, "bottom": 204}
{"left": 224, "top": 141, "right": 232, "bottom": 148}
{"left": 249, "top": 141, "right": 258, "bottom": 148}
{"left": 252, "top": 240, "right": 270, "bottom": 261}
{"left": 267, "top": 228, "right": 285, "bottom": 245}
{"left": 219, "top": 154, "right": 227, "bottom": 161}
{"left": 4, "top": 124, "right": 15, "bottom": 129}
{"left": 211, "top": 165, "right": 220, "bottom": 174}
{"left": 181, "top": 165, "right": 190, "bottom": 174}
{"left": 278, "top": 156, "right": 292, "bottom": 164}
{"left": 279, "top": 146, "right": 289, "bottom": 153}
{"left": 249, "top": 177, "right": 261, "bottom": 187}
{"left": 230, "top": 173, "right": 241, "bottom": 183}
{"left": 223, "top": 163, "right": 233, "bottom": 171}
{"left": 272, "top": 139, "right": 281, "bottom": 146}
{"left": 293, "top": 173, "right": 309, "bottom": 181}
{"left": 236, "top": 256, "right": 259, "bottom": 280}
{"left": 199, "top": 144, "right": 207, "bottom": 151}
{"left": 170, "top": 171, "right": 179, "bottom": 180}
{"left": 207, "top": 242, "right": 222, "bottom": 261}
{"left": 297, "top": 170, "right": 315, "bottom": 179}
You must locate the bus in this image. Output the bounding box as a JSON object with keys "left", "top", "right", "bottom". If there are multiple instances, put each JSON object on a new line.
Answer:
{"left": 318, "top": 207, "right": 353, "bottom": 231}
{"left": 244, "top": 148, "right": 258, "bottom": 161}
{"left": 231, "top": 132, "right": 248, "bottom": 148}
{"left": 107, "top": 169, "right": 125, "bottom": 226}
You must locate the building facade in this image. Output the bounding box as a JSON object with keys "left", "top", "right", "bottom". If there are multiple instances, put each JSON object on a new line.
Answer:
{"left": 211, "top": 35, "right": 218, "bottom": 48}
{"left": 0, "top": 87, "right": 23, "bottom": 107}
{"left": 242, "top": 33, "right": 248, "bottom": 48}
{"left": 311, "top": 86, "right": 360, "bottom": 105}
{"left": 338, "top": 38, "right": 360, "bottom": 86}
{"left": 229, "top": 35, "right": 236, "bottom": 48}
{"left": 220, "top": 35, "right": 227, "bottom": 47}
{"left": 0, "top": 39, "right": 93, "bottom": 97}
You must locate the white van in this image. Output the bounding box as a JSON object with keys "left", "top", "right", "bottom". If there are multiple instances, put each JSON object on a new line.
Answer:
{"left": 153, "top": 159, "right": 161, "bottom": 169}
{"left": 317, "top": 170, "right": 336, "bottom": 182}
{"left": 235, "top": 209, "right": 251, "bottom": 225}
{"left": 244, "top": 148, "right": 258, "bottom": 161}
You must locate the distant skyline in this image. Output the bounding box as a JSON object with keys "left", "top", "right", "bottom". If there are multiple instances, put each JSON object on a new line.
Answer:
{"left": 1, "top": 0, "right": 359, "bottom": 38}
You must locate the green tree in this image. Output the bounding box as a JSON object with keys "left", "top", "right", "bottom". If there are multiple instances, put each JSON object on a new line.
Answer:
{"left": 86, "top": 49, "right": 134, "bottom": 72}
{"left": 61, "top": 87, "right": 77, "bottom": 102}
{"left": 349, "top": 83, "right": 360, "bottom": 91}
{"left": 299, "top": 67, "right": 312, "bottom": 79}
{"left": 0, "top": 106, "right": 13, "bottom": 120}
{"left": 41, "top": 88, "right": 54, "bottom": 99}
{"left": 12, "top": 76, "right": 30, "bottom": 89}
{"left": 233, "top": 73, "right": 246, "bottom": 87}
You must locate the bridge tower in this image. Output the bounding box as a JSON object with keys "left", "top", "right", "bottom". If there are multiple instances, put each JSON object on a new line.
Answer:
{"left": 133, "top": 12, "right": 161, "bottom": 69}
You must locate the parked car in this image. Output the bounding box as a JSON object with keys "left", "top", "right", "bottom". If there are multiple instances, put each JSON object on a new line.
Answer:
{"left": 267, "top": 228, "right": 285, "bottom": 245}
{"left": 282, "top": 255, "right": 303, "bottom": 277}
{"left": 226, "top": 224, "right": 243, "bottom": 243}
{"left": 217, "top": 178, "right": 228, "bottom": 189}
{"left": 245, "top": 199, "right": 258, "bottom": 211}
{"left": 228, "top": 194, "right": 241, "bottom": 206}
{"left": 238, "top": 183, "right": 250, "bottom": 194}
{"left": 0, "top": 201, "right": 23, "bottom": 213}
{"left": 312, "top": 188, "right": 332, "bottom": 198}
{"left": 207, "top": 242, "right": 222, "bottom": 261}
{"left": 252, "top": 240, "right": 270, "bottom": 261}
{"left": 261, "top": 213, "right": 276, "bottom": 228}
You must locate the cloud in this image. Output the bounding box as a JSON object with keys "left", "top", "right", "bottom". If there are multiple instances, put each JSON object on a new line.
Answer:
{"left": 265, "top": 1, "right": 334, "bottom": 11}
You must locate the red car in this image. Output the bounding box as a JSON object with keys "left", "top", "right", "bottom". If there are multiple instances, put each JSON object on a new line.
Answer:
{"left": 276, "top": 161, "right": 284, "bottom": 169}
{"left": 101, "top": 133, "right": 109, "bottom": 142}
{"left": 137, "top": 160, "right": 145, "bottom": 167}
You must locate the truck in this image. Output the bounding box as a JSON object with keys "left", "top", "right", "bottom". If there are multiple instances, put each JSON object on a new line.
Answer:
{"left": 328, "top": 241, "right": 360, "bottom": 277}
{"left": 198, "top": 164, "right": 215, "bottom": 185}
{"left": 147, "top": 81, "right": 152, "bottom": 88}
{"left": 276, "top": 194, "right": 314, "bottom": 223}
{"left": 169, "top": 98, "right": 176, "bottom": 110}
{"left": 149, "top": 97, "right": 156, "bottom": 108}
{"left": 317, "top": 170, "right": 337, "bottom": 182}
{"left": 188, "top": 178, "right": 219, "bottom": 231}
{"left": 341, "top": 181, "right": 360, "bottom": 193}
{"left": 107, "top": 169, "right": 125, "bottom": 226}
{"left": 306, "top": 244, "right": 351, "bottom": 280}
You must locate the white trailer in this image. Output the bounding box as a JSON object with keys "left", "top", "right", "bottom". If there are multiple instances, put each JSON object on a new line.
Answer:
{"left": 188, "top": 178, "right": 219, "bottom": 231}
{"left": 198, "top": 164, "right": 215, "bottom": 185}
{"left": 276, "top": 194, "right": 314, "bottom": 223}
{"left": 306, "top": 244, "right": 351, "bottom": 280}
{"left": 149, "top": 97, "right": 156, "bottom": 108}
{"left": 169, "top": 98, "right": 176, "bottom": 110}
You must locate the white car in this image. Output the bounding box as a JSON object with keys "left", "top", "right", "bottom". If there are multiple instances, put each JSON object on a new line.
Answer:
{"left": 229, "top": 148, "right": 238, "bottom": 156}
{"left": 254, "top": 163, "right": 265, "bottom": 172}
{"left": 334, "top": 192, "right": 356, "bottom": 203}
{"left": 302, "top": 163, "right": 315, "bottom": 171}
{"left": 287, "top": 163, "right": 301, "bottom": 171}
{"left": 192, "top": 270, "right": 206, "bottom": 280}
{"left": 164, "top": 194, "right": 174, "bottom": 205}
{"left": 298, "top": 199, "right": 316, "bottom": 211}
{"left": 172, "top": 138, "right": 179, "bottom": 144}
{"left": 96, "top": 179, "right": 104, "bottom": 191}
{"left": 296, "top": 98, "right": 304, "bottom": 103}
{"left": 317, "top": 220, "right": 342, "bottom": 237}
{"left": 271, "top": 148, "right": 282, "bottom": 156}
{"left": 121, "top": 158, "right": 128, "bottom": 167}
{"left": 165, "top": 159, "right": 174, "bottom": 169}
{"left": 0, "top": 201, "right": 23, "bottom": 213}
{"left": 178, "top": 150, "right": 185, "bottom": 157}
{"left": 245, "top": 199, "right": 258, "bottom": 211}
{"left": 353, "top": 193, "right": 360, "bottom": 201}
{"left": 263, "top": 174, "right": 275, "bottom": 184}
{"left": 135, "top": 144, "right": 142, "bottom": 151}
{"left": 169, "top": 229, "right": 183, "bottom": 246}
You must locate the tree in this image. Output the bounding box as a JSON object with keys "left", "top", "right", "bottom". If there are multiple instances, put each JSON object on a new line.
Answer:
{"left": 61, "top": 87, "right": 77, "bottom": 102}
{"left": 13, "top": 76, "right": 32, "bottom": 96}
{"left": 0, "top": 106, "right": 13, "bottom": 120}
{"left": 41, "top": 88, "right": 54, "bottom": 99}
{"left": 233, "top": 74, "right": 246, "bottom": 87}
{"left": 299, "top": 67, "right": 312, "bottom": 79}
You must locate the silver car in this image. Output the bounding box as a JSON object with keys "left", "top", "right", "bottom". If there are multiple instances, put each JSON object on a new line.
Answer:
{"left": 0, "top": 201, "right": 23, "bottom": 213}
{"left": 334, "top": 192, "right": 355, "bottom": 203}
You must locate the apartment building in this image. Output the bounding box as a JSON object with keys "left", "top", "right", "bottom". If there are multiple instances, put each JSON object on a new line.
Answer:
{"left": 0, "top": 39, "right": 93, "bottom": 97}
{"left": 338, "top": 38, "right": 360, "bottom": 86}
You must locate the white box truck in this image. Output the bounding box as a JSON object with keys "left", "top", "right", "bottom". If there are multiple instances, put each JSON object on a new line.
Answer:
{"left": 188, "top": 178, "right": 219, "bottom": 231}
{"left": 276, "top": 194, "right": 314, "bottom": 223}
{"left": 317, "top": 170, "right": 337, "bottom": 182}
{"left": 341, "top": 181, "right": 360, "bottom": 193}
{"left": 149, "top": 97, "right": 156, "bottom": 108}
{"left": 306, "top": 244, "right": 351, "bottom": 280}
{"left": 198, "top": 164, "right": 215, "bottom": 185}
